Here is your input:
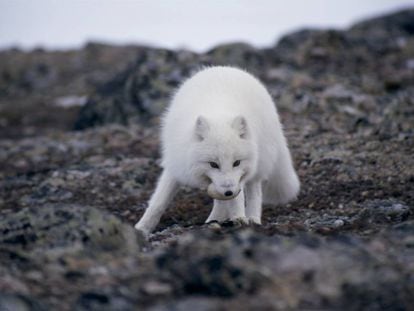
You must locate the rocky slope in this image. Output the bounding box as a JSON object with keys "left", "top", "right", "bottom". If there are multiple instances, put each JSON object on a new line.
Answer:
{"left": 0, "top": 9, "right": 413, "bottom": 310}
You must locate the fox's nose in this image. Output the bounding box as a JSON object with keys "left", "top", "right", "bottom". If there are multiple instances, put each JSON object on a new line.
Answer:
{"left": 225, "top": 190, "right": 233, "bottom": 197}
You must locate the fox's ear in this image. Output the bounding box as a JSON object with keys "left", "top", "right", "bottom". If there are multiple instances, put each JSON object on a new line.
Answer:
{"left": 195, "top": 116, "right": 209, "bottom": 141}
{"left": 231, "top": 115, "right": 249, "bottom": 139}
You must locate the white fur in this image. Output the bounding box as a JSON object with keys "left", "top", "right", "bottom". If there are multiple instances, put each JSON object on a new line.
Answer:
{"left": 135, "top": 66, "right": 300, "bottom": 236}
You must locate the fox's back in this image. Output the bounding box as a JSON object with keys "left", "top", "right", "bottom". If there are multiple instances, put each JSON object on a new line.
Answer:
{"left": 163, "top": 66, "right": 280, "bottom": 141}
{"left": 168, "top": 67, "right": 274, "bottom": 118}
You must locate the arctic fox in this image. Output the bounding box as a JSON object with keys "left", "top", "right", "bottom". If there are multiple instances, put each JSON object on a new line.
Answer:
{"left": 135, "top": 66, "right": 300, "bottom": 236}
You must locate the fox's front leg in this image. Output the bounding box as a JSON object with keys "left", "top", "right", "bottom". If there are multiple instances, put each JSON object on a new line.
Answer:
{"left": 135, "top": 170, "right": 179, "bottom": 236}
{"left": 206, "top": 189, "right": 246, "bottom": 223}
{"left": 245, "top": 180, "right": 262, "bottom": 224}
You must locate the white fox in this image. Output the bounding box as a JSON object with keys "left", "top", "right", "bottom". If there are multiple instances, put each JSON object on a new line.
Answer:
{"left": 135, "top": 66, "right": 300, "bottom": 236}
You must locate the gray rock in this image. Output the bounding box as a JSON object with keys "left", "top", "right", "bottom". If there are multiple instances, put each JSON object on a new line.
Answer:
{"left": 205, "top": 42, "right": 265, "bottom": 75}
{"left": 0, "top": 293, "right": 45, "bottom": 311}
{"left": 0, "top": 204, "right": 143, "bottom": 264}
{"left": 73, "top": 48, "right": 201, "bottom": 129}
{"left": 152, "top": 229, "right": 413, "bottom": 309}
{"left": 349, "top": 9, "right": 414, "bottom": 38}
{"left": 75, "top": 291, "right": 134, "bottom": 311}
{"left": 358, "top": 199, "right": 412, "bottom": 224}
{"left": 147, "top": 297, "right": 221, "bottom": 311}
{"left": 304, "top": 215, "right": 350, "bottom": 232}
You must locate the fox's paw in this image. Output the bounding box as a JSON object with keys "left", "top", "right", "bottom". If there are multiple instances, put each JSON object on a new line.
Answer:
{"left": 222, "top": 217, "right": 250, "bottom": 227}
{"left": 206, "top": 221, "right": 222, "bottom": 231}
{"left": 206, "top": 215, "right": 227, "bottom": 223}
{"left": 134, "top": 222, "right": 150, "bottom": 239}
{"left": 247, "top": 217, "right": 262, "bottom": 225}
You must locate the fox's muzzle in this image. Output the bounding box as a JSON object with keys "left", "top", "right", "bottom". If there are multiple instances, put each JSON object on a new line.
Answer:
{"left": 207, "top": 183, "right": 241, "bottom": 200}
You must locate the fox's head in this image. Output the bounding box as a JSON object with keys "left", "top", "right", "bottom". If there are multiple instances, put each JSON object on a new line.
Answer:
{"left": 191, "top": 115, "right": 258, "bottom": 200}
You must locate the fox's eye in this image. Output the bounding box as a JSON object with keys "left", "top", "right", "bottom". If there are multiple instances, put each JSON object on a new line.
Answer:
{"left": 233, "top": 160, "right": 241, "bottom": 167}
{"left": 209, "top": 162, "right": 220, "bottom": 169}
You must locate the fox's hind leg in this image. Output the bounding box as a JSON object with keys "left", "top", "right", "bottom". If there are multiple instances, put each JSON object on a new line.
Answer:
{"left": 135, "top": 170, "right": 179, "bottom": 236}
{"left": 206, "top": 189, "right": 246, "bottom": 223}
{"left": 245, "top": 180, "right": 263, "bottom": 224}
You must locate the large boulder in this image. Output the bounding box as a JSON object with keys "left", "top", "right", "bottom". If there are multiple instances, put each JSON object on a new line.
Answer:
{"left": 0, "top": 203, "right": 142, "bottom": 264}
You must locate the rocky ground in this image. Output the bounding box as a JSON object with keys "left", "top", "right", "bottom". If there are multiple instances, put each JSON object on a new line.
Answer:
{"left": 1, "top": 9, "right": 414, "bottom": 310}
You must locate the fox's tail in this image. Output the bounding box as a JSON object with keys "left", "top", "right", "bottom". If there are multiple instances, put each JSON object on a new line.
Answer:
{"left": 262, "top": 144, "right": 300, "bottom": 205}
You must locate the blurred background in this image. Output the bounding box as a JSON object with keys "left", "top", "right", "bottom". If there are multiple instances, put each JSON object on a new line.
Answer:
{"left": 0, "top": 0, "right": 412, "bottom": 52}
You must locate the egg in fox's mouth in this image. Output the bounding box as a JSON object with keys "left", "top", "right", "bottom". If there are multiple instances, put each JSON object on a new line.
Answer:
{"left": 207, "top": 184, "right": 241, "bottom": 200}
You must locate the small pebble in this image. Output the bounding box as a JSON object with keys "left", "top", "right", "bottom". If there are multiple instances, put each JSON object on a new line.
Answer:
{"left": 333, "top": 219, "right": 345, "bottom": 228}
{"left": 207, "top": 222, "right": 221, "bottom": 230}
{"left": 141, "top": 281, "right": 172, "bottom": 295}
